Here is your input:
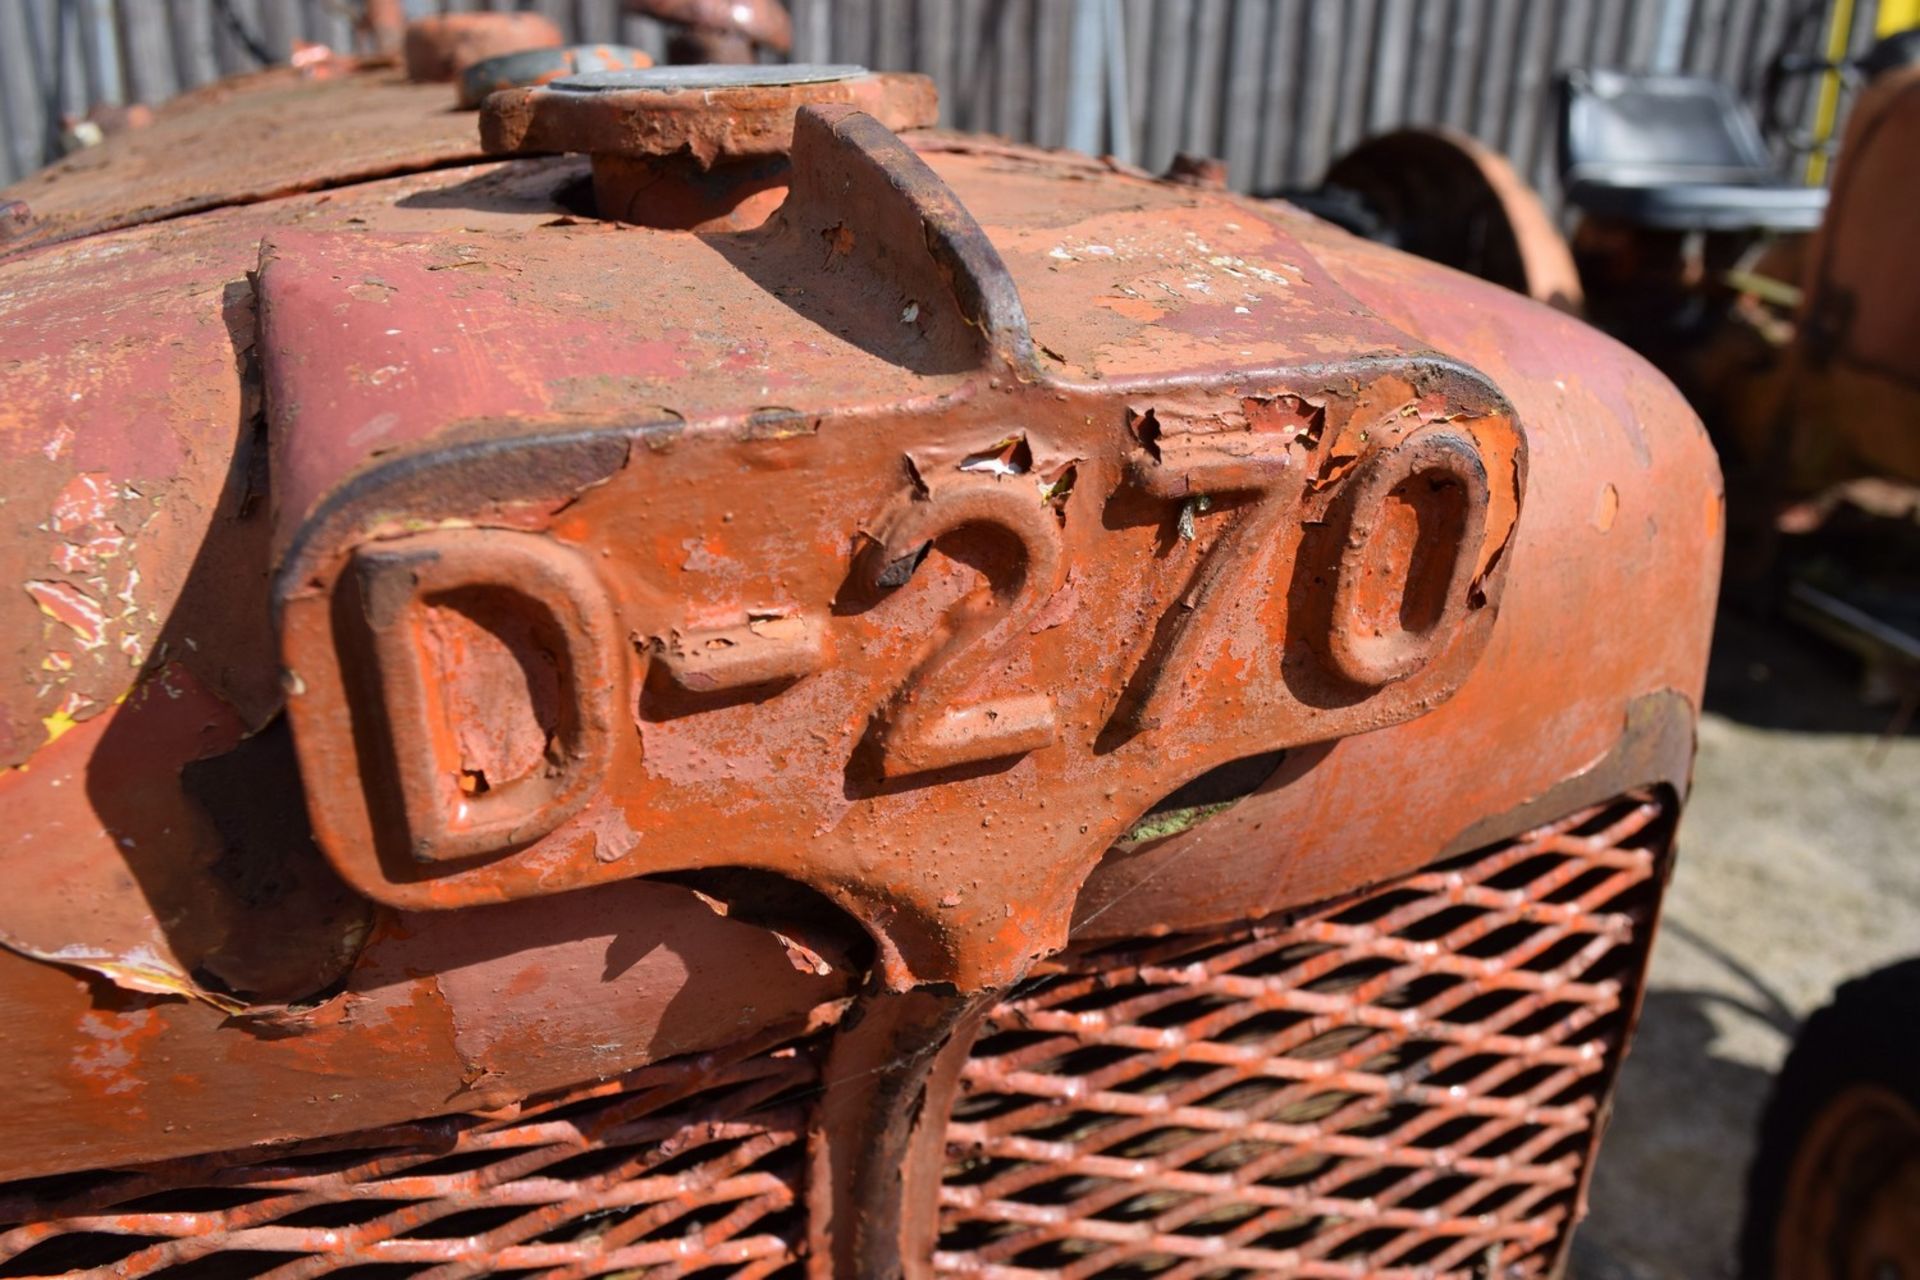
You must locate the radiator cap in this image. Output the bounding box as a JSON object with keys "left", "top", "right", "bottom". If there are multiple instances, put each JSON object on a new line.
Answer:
{"left": 456, "top": 44, "right": 655, "bottom": 110}
{"left": 479, "top": 63, "right": 938, "bottom": 229}
{"left": 480, "top": 63, "right": 938, "bottom": 167}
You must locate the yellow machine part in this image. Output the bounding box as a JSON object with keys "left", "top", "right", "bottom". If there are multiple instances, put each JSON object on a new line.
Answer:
{"left": 1878, "top": 0, "right": 1920, "bottom": 35}
{"left": 1809, "top": 0, "right": 1920, "bottom": 184}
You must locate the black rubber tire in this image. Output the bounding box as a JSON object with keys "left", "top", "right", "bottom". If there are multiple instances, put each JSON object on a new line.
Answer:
{"left": 1739, "top": 957, "right": 1920, "bottom": 1280}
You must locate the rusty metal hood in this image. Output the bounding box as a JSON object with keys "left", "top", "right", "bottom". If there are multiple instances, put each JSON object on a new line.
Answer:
{"left": 0, "top": 67, "right": 1719, "bottom": 1184}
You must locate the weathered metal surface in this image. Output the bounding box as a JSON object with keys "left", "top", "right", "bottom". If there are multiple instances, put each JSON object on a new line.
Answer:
{"left": 1061, "top": 218, "right": 1721, "bottom": 939}
{"left": 481, "top": 65, "right": 939, "bottom": 229}
{"left": 1770, "top": 1078, "right": 1920, "bottom": 1280}
{"left": 482, "top": 65, "right": 938, "bottom": 166}
{"left": 0, "top": 47, "right": 1722, "bottom": 1280}
{"left": 934, "top": 793, "right": 1669, "bottom": 1279}
{"left": 1753, "top": 962, "right": 1920, "bottom": 1280}
{"left": 0, "top": 872, "right": 856, "bottom": 1181}
{"left": 401, "top": 11, "right": 564, "bottom": 84}
{"left": 811, "top": 984, "right": 996, "bottom": 1277}
{"left": 0, "top": 156, "right": 613, "bottom": 1009}
{"left": 1782, "top": 62, "right": 1920, "bottom": 486}
{"left": 0, "top": 792, "right": 1678, "bottom": 1278}
{"left": 456, "top": 44, "right": 655, "bottom": 111}
{"left": 0, "top": 64, "right": 485, "bottom": 255}
{"left": 0, "top": 1019, "right": 829, "bottom": 1275}
{"left": 0, "top": 197, "right": 30, "bottom": 244}
{"left": 632, "top": 0, "right": 796, "bottom": 60}
{"left": 1323, "top": 127, "right": 1585, "bottom": 312}
{"left": 268, "top": 103, "right": 1527, "bottom": 995}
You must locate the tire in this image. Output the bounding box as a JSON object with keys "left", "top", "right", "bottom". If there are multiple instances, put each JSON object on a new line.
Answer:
{"left": 1740, "top": 958, "right": 1920, "bottom": 1280}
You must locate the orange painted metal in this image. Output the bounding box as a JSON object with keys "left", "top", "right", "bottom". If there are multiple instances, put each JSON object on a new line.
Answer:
{"left": 482, "top": 68, "right": 938, "bottom": 229}
{"left": 0, "top": 65, "right": 483, "bottom": 253}
{"left": 456, "top": 45, "right": 656, "bottom": 111}
{"left": 937, "top": 794, "right": 1668, "bottom": 1278}
{"left": 1778, "top": 63, "right": 1920, "bottom": 487}
{"left": 1772, "top": 1084, "right": 1920, "bottom": 1280}
{"left": 0, "top": 1020, "right": 830, "bottom": 1275}
{"left": 0, "top": 52, "right": 1719, "bottom": 1279}
{"left": 358, "top": 0, "right": 406, "bottom": 56}
{"left": 629, "top": 0, "right": 795, "bottom": 62}
{"left": 402, "top": 12, "right": 565, "bottom": 84}
{"left": 270, "top": 100, "right": 1528, "bottom": 994}
{"left": 631, "top": 0, "right": 794, "bottom": 52}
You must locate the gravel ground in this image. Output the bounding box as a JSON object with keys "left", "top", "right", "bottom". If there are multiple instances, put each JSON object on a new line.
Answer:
{"left": 1570, "top": 607, "right": 1920, "bottom": 1279}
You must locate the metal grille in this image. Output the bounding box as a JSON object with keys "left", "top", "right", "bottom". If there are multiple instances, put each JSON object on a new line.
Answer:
{"left": 936, "top": 793, "right": 1669, "bottom": 1279}
{"left": 0, "top": 1029, "right": 826, "bottom": 1278}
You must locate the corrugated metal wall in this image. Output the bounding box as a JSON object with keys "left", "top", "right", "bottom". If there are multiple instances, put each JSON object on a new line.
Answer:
{"left": 0, "top": 0, "right": 1886, "bottom": 197}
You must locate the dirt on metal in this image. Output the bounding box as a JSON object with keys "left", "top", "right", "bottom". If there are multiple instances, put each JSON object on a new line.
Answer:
{"left": 0, "top": 45, "right": 1721, "bottom": 1279}
{"left": 0, "top": 64, "right": 487, "bottom": 253}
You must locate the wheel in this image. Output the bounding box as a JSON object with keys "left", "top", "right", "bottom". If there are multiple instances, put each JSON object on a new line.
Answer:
{"left": 1742, "top": 959, "right": 1920, "bottom": 1280}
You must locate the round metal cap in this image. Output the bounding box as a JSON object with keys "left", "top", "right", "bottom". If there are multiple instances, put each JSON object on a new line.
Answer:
{"left": 480, "top": 66, "right": 939, "bottom": 167}
{"left": 549, "top": 64, "right": 868, "bottom": 94}
{"left": 457, "top": 44, "right": 654, "bottom": 109}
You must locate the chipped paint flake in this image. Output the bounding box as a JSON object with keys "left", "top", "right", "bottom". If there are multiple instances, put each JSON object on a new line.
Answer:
{"left": 46, "top": 471, "right": 117, "bottom": 533}
{"left": 27, "top": 579, "right": 108, "bottom": 649}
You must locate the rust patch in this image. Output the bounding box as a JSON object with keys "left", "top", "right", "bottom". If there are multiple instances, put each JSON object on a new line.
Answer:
{"left": 270, "top": 109, "right": 1527, "bottom": 998}
{"left": 0, "top": 70, "right": 489, "bottom": 255}
{"left": 0, "top": 70, "right": 1721, "bottom": 1210}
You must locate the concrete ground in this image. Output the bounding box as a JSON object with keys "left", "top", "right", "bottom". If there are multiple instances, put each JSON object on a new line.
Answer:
{"left": 1570, "top": 607, "right": 1920, "bottom": 1279}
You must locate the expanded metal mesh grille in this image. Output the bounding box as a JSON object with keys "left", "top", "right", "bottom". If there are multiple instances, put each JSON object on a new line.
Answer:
{"left": 937, "top": 793, "right": 1669, "bottom": 1279}
{"left": 0, "top": 1029, "right": 825, "bottom": 1278}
